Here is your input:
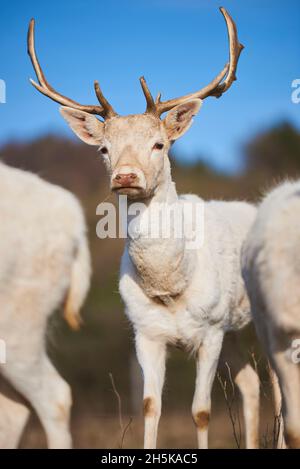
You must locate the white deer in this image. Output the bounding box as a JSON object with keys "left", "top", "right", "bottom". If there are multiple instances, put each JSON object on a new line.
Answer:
{"left": 28, "top": 8, "right": 260, "bottom": 448}
{"left": 0, "top": 162, "right": 91, "bottom": 448}
{"left": 242, "top": 180, "right": 300, "bottom": 449}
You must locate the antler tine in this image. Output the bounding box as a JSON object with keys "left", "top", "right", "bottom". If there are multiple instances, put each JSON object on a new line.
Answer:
{"left": 27, "top": 19, "right": 115, "bottom": 119}
{"left": 27, "top": 19, "right": 54, "bottom": 91}
{"left": 213, "top": 7, "right": 244, "bottom": 96}
{"left": 148, "top": 7, "right": 243, "bottom": 117}
{"left": 139, "top": 77, "right": 157, "bottom": 114}
{"left": 94, "top": 81, "right": 117, "bottom": 119}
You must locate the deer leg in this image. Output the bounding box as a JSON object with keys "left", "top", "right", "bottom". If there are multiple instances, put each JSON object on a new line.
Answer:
{"left": 192, "top": 329, "right": 224, "bottom": 449}
{"left": 271, "top": 332, "right": 300, "bottom": 449}
{"left": 234, "top": 363, "right": 260, "bottom": 448}
{"left": 268, "top": 365, "right": 286, "bottom": 449}
{"left": 221, "top": 330, "right": 260, "bottom": 449}
{"left": 0, "top": 391, "right": 30, "bottom": 448}
{"left": 135, "top": 333, "right": 166, "bottom": 449}
{"left": 1, "top": 353, "right": 72, "bottom": 449}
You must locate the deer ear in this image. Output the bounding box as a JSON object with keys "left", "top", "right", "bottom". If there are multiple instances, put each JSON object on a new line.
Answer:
{"left": 163, "top": 99, "right": 202, "bottom": 141}
{"left": 60, "top": 107, "right": 104, "bottom": 145}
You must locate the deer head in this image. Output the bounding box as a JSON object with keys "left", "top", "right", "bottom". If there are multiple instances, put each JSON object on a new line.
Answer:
{"left": 28, "top": 7, "right": 243, "bottom": 200}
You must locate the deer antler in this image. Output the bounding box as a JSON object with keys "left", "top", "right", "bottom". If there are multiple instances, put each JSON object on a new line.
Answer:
{"left": 140, "top": 7, "right": 244, "bottom": 117}
{"left": 27, "top": 19, "right": 117, "bottom": 119}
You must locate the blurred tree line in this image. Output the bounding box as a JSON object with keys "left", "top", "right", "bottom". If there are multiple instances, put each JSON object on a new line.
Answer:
{"left": 245, "top": 121, "right": 300, "bottom": 177}
{"left": 0, "top": 120, "right": 300, "bottom": 422}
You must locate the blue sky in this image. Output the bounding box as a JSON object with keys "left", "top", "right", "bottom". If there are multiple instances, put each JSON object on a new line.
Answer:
{"left": 0, "top": 0, "right": 299, "bottom": 172}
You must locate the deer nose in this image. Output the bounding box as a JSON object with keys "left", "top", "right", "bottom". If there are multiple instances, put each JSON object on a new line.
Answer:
{"left": 113, "top": 173, "right": 137, "bottom": 187}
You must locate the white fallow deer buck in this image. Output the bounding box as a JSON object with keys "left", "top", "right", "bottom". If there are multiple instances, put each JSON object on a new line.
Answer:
{"left": 28, "top": 8, "right": 261, "bottom": 448}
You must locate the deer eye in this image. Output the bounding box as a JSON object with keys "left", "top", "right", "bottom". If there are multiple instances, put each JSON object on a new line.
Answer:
{"left": 100, "top": 146, "right": 108, "bottom": 154}
{"left": 153, "top": 142, "right": 164, "bottom": 151}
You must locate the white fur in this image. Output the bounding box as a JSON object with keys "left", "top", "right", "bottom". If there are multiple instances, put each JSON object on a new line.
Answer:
{"left": 60, "top": 104, "right": 260, "bottom": 448}
{"left": 0, "top": 162, "right": 91, "bottom": 448}
{"left": 0, "top": 392, "right": 30, "bottom": 448}
{"left": 242, "top": 180, "right": 300, "bottom": 448}
{"left": 119, "top": 174, "right": 259, "bottom": 448}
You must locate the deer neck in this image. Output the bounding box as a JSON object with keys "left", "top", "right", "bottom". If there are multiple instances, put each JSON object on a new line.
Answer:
{"left": 149, "top": 161, "right": 178, "bottom": 206}
{"left": 124, "top": 157, "right": 195, "bottom": 303}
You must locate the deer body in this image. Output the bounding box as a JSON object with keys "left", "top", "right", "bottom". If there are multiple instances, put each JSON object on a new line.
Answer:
{"left": 0, "top": 162, "right": 91, "bottom": 448}
{"left": 118, "top": 164, "right": 257, "bottom": 448}
{"left": 121, "top": 195, "right": 255, "bottom": 348}
{"left": 242, "top": 181, "right": 300, "bottom": 448}
{"left": 28, "top": 7, "right": 261, "bottom": 448}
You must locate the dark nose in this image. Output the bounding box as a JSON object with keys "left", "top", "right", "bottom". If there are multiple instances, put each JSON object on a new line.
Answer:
{"left": 113, "top": 173, "right": 137, "bottom": 187}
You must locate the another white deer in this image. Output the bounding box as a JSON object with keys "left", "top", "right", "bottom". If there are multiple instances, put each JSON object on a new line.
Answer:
{"left": 0, "top": 162, "right": 91, "bottom": 448}
{"left": 242, "top": 180, "right": 300, "bottom": 449}
{"left": 28, "top": 8, "right": 260, "bottom": 448}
